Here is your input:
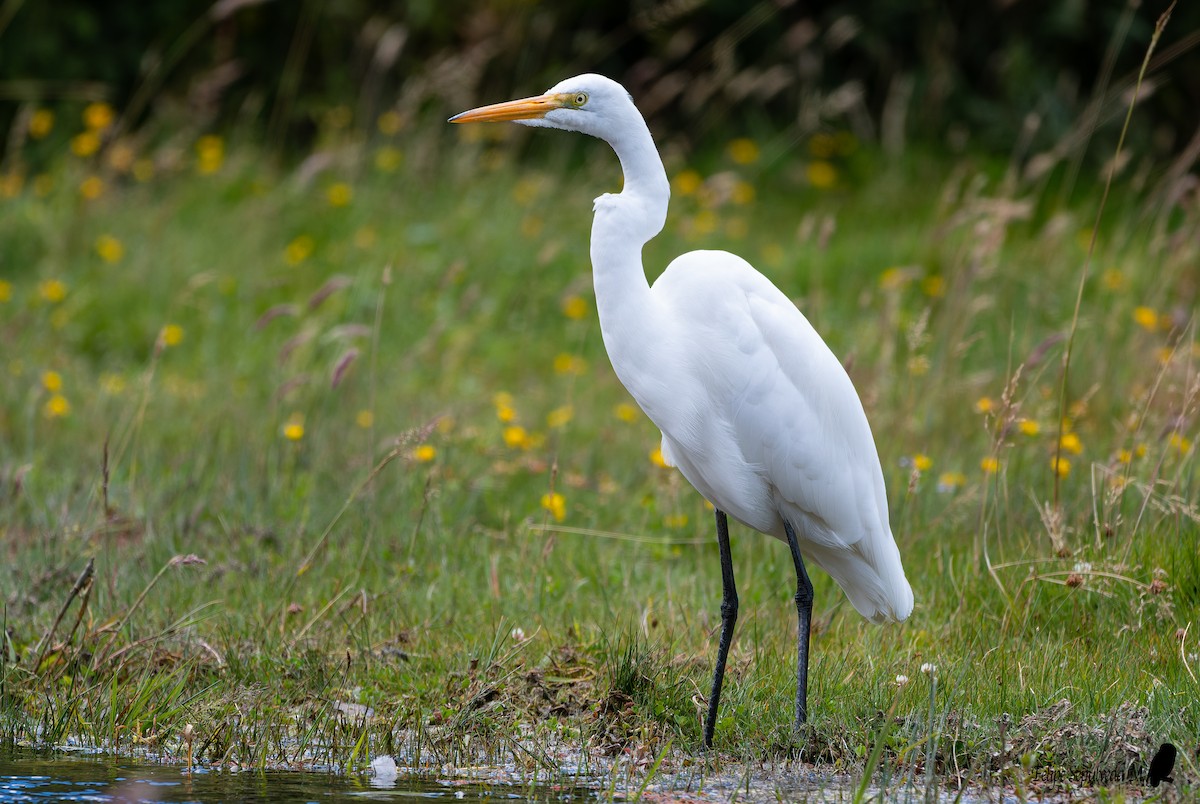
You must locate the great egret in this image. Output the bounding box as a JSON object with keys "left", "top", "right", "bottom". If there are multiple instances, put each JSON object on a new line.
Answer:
{"left": 450, "top": 74, "right": 914, "bottom": 748}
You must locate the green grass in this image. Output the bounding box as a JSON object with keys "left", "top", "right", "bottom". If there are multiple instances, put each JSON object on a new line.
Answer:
{"left": 1, "top": 111, "right": 1197, "bottom": 799}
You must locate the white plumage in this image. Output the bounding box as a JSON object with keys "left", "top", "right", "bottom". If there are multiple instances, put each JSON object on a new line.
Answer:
{"left": 451, "top": 73, "right": 913, "bottom": 747}
{"left": 647, "top": 251, "right": 911, "bottom": 624}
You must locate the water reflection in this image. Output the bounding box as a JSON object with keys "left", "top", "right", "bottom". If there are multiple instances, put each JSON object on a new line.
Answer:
{"left": 0, "top": 747, "right": 592, "bottom": 802}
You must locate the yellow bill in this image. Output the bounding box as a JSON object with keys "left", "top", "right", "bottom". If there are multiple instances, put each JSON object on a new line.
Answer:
{"left": 449, "top": 93, "right": 570, "bottom": 124}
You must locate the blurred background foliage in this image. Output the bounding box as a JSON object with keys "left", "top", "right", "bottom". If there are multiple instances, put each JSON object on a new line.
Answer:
{"left": 1, "top": 0, "right": 1196, "bottom": 164}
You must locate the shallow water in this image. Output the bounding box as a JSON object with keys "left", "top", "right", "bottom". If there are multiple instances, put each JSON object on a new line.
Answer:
{"left": 0, "top": 744, "right": 1128, "bottom": 803}
{"left": 0, "top": 747, "right": 593, "bottom": 802}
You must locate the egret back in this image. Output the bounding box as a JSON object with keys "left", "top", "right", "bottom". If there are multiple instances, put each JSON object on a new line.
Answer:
{"left": 644, "top": 250, "right": 914, "bottom": 623}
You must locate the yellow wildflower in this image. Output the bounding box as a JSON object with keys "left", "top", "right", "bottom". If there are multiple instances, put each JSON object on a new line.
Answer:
{"left": 83, "top": 102, "right": 114, "bottom": 131}
{"left": 70, "top": 131, "right": 100, "bottom": 157}
{"left": 159, "top": 324, "right": 184, "bottom": 347}
{"left": 195, "top": 135, "right": 224, "bottom": 174}
{"left": 503, "top": 425, "right": 530, "bottom": 449}
{"left": 921, "top": 275, "right": 946, "bottom": 298}
{"left": 95, "top": 234, "right": 124, "bottom": 263}
{"left": 1116, "top": 449, "right": 1132, "bottom": 464}
{"left": 326, "top": 182, "right": 352, "bottom": 207}
{"left": 546, "top": 405, "right": 574, "bottom": 428}
{"left": 650, "top": 446, "right": 670, "bottom": 469}
{"left": 412, "top": 444, "right": 437, "bottom": 462}
{"left": 878, "top": 266, "right": 912, "bottom": 290}
{"left": 283, "top": 415, "right": 305, "bottom": 441}
{"left": 0, "top": 173, "right": 22, "bottom": 198}
{"left": 913, "top": 454, "right": 932, "bottom": 472}
{"left": 1017, "top": 419, "right": 1040, "bottom": 436}
{"left": 41, "top": 370, "right": 63, "bottom": 392}
{"left": 975, "top": 397, "right": 994, "bottom": 414}
{"left": 0, "top": 280, "right": 11, "bottom": 302}
{"left": 284, "top": 235, "right": 315, "bottom": 265}
{"left": 1059, "top": 432, "right": 1083, "bottom": 455}
{"left": 663, "top": 513, "right": 689, "bottom": 528}
{"left": 1169, "top": 433, "right": 1192, "bottom": 454}
{"left": 562, "top": 295, "right": 589, "bottom": 320}
{"left": 79, "top": 176, "right": 104, "bottom": 199}
{"left": 28, "top": 109, "right": 54, "bottom": 139}
{"left": 43, "top": 394, "right": 70, "bottom": 418}
{"left": 374, "top": 146, "right": 403, "bottom": 172}
{"left": 614, "top": 402, "right": 639, "bottom": 423}
{"left": 1101, "top": 268, "right": 1125, "bottom": 291}
{"left": 356, "top": 410, "right": 374, "bottom": 428}
{"left": 1051, "top": 456, "right": 1070, "bottom": 477}
{"left": 672, "top": 169, "right": 702, "bottom": 196}
{"left": 806, "top": 160, "right": 837, "bottom": 189}
{"left": 541, "top": 492, "right": 566, "bottom": 522}
{"left": 100, "top": 373, "right": 126, "bottom": 395}
{"left": 1133, "top": 306, "right": 1159, "bottom": 332}
{"left": 38, "top": 279, "right": 67, "bottom": 303}
{"left": 727, "top": 138, "right": 760, "bottom": 165}
{"left": 553, "top": 354, "right": 586, "bottom": 375}
{"left": 937, "top": 471, "right": 967, "bottom": 491}
{"left": 981, "top": 457, "right": 1000, "bottom": 474}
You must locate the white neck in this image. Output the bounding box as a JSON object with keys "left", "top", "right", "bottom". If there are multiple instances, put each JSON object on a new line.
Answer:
{"left": 589, "top": 113, "right": 671, "bottom": 389}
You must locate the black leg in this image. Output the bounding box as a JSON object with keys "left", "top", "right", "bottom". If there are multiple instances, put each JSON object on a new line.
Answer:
{"left": 783, "top": 520, "right": 814, "bottom": 728}
{"left": 704, "top": 509, "right": 738, "bottom": 748}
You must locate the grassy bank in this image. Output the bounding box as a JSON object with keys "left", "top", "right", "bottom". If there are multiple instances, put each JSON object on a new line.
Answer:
{"left": 1, "top": 107, "right": 1197, "bottom": 798}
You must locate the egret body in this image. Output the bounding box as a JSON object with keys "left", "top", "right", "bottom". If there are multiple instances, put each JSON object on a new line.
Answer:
{"left": 450, "top": 74, "right": 913, "bottom": 747}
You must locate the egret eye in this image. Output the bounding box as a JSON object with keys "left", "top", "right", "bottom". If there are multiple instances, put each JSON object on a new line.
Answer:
{"left": 573, "top": 92, "right": 588, "bottom": 107}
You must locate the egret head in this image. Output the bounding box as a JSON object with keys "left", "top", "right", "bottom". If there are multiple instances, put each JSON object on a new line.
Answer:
{"left": 449, "top": 74, "right": 639, "bottom": 143}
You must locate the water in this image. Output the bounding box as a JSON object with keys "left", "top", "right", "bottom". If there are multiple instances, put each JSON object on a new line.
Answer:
{"left": 0, "top": 745, "right": 1094, "bottom": 802}
{"left": 0, "top": 747, "right": 593, "bottom": 802}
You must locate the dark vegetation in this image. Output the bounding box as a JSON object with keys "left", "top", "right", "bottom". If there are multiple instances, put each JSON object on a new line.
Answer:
{"left": 2, "top": 1, "right": 1197, "bottom": 160}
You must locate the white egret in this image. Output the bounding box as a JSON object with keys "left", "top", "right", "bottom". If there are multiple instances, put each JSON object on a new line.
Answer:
{"left": 450, "top": 74, "right": 913, "bottom": 748}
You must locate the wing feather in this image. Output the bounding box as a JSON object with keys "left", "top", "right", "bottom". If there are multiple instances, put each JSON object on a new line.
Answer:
{"left": 650, "top": 249, "right": 913, "bottom": 622}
